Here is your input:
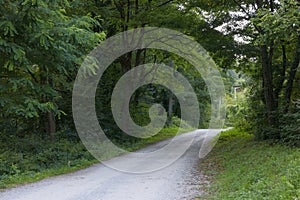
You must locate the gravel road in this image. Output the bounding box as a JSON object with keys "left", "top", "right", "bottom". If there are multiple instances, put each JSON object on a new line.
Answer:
{"left": 0, "top": 129, "right": 222, "bottom": 200}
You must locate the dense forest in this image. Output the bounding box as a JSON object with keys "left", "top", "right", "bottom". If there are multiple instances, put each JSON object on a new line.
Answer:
{"left": 0, "top": 0, "right": 299, "bottom": 189}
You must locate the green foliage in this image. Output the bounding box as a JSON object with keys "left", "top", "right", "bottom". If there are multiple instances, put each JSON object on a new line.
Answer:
{"left": 252, "top": 0, "right": 300, "bottom": 46}
{"left": 0, "top": 132, "right": 96, "bottom": 188}
{"left": 200, "top": 128, "right": 300, "bottom": 200}
{"left": 216, "top": 128, "right": 252, "bottom": 143}
{"left": 279, "top": 100, "right": 300, "bottom": 145}
{"left": 223, "top": 70, "right": 252, "bottom": 130}
{"left": 0, "top": 0, "right": 103, "bottom": 134}
{"left": 213, "top": 0, "right": 300, "bottom": 142}
{"left": 171, "top": 116, "right": 193, "bottom": 129}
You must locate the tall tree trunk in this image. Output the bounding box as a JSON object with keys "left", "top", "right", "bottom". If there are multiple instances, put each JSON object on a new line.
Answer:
{"left": 274, "top": 45, "right": 287, "bottom": 108}
{"left": 261, "top": 45, "right": 275, "bottom": 125}
{"left": 168, "top": 94, "right": 173, "bottom": 125}
{"left": 284, "top": 36, "right": 300, "bottom": 112}
{"left": 47, "top": 111, "right": 56, "bottom": 140}
{"left": 40, "top": 66, "right": 56, "bottom": 140}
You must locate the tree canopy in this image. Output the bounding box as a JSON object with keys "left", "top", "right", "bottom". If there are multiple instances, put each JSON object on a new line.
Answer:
{"left": 0, "top": 0, "right": 299, "bottom": 143}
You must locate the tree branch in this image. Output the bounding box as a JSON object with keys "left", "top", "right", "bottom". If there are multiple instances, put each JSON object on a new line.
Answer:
{"left": 231, "top": 0, "right": 262, "bottom": 33}
{"left": 157, "top": 0, "right": 173, "bottom": 7}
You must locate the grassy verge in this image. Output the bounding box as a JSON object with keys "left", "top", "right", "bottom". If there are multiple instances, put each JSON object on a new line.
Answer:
{"left": 199, "top": 128, "right": 300, "bottom": 199}
{"left": 0, "top": 159, "right": 98, "bottom": 190}
{"left": 0, "top": 135, "right": 98, "bottom": 189}
{"left": 0, "top": 126, "right": 193, "bottom": 189}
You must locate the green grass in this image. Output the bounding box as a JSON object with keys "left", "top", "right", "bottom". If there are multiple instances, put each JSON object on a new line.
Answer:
{"left": 199, "top": 128, "right": 300, "bottom": 200}
{"left": 0, "top": 159, "right": 98, "bottom": 190}
{"left": 0, "top": 126, "right": 193, "bottom": 189}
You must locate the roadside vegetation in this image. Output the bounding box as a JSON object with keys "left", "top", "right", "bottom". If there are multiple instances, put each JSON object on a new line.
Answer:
{"left": 199, "top": 128, "right": 300, "bottom": 199}
{"left": 0, "top": 122, "right": 193, "bottom": 189}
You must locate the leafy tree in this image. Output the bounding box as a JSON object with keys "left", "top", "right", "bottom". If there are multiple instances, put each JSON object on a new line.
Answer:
{"left": 185, "top": 0, "right": 299, "bottom": 141}
{"left": 0, "top": 0, "right": 103, "bottom": 139}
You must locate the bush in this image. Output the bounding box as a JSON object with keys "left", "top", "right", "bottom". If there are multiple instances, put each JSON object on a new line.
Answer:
{"left": 280, "top": 111, "right": 300, "bottom": 146}
{"left": 171, "top": 116, "right": 192, "bottom": 129}
{"left": 0, "top": 131, "right": 95, "bottom": 188}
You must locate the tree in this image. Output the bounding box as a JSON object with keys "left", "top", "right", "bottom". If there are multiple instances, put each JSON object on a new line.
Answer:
{"left": 185, "top": 0, "right": 300, "bottom": 140}
{"left": 0, "top": 0, "right": 103, "bottom": 139}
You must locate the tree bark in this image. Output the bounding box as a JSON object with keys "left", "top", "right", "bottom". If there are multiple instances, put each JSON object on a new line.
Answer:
{"left": 284, "top": 36, "right": 300, "bottom": 112}
{"left": 274, "top": 45, "right": 287, "bottom": 108}
{"left": 47, "top": 111, "right": 56, "bottom": 141}
{"left": 261, "top": 45, "right": 275, "bottom": 125}
{"left": 168, "top": 94, "right": 173, "bottom": 125}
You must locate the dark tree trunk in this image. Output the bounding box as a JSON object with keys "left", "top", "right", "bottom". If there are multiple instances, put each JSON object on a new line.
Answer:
{"left": 274, "top": 45, "right": 287, "bottom": 108}
{"left": 261, "top": 45, "right": 276, "bottom": 125}
{"left": 284, "top": 36, "right": 300, "bottom": 112}
{"left": 40, "top": 66, "right": 56, "bottom": 140}
{"left": 47, "top": 111, "right": 56, "bottom": 141}
{"left": 168, "top": 94, "right": 173, "bottom": 125}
